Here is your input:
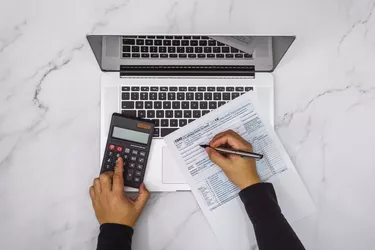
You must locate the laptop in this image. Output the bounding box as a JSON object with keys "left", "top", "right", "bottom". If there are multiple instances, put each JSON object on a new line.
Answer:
{"left": 87, "top": 35, "right": 295, "bottom": 191}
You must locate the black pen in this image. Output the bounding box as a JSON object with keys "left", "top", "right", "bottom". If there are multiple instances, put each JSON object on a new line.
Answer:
{"left": 200, "top": 144, "right": 263, "bottom": 160}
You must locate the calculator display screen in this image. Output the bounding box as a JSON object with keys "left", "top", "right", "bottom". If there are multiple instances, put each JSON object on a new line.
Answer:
{"left": 112, "top": 127, "right": 149, "bottom": 144}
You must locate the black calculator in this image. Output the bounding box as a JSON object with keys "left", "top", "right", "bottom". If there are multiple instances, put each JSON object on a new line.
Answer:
{"left": 100, "top": 113, "right": 154, "bottom": 188}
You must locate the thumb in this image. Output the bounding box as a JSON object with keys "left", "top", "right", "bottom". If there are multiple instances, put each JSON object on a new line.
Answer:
{"left": 205, "top": 148, "right": 231, "bottom": 170}
{"left": 134, "top": 183, "right": 150, "bottom": 210}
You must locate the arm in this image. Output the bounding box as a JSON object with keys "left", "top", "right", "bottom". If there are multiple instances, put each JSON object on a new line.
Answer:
{"left": 239, "top": 183, "right": 305, "bottom": 250}
{"left": 90, "top": 158, "right": 150, "bottom": 250}
{"left": 206, "top": 130, "right": 305, "bottom": 250}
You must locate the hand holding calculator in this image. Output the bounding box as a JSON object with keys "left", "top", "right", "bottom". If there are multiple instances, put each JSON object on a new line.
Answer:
{"left": 100, "top": 113, "right": 154, "bottom": 188}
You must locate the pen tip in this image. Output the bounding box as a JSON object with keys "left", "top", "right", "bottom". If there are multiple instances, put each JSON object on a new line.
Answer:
{"left": 200, "top": 144, "right": 209, "bottom": 148}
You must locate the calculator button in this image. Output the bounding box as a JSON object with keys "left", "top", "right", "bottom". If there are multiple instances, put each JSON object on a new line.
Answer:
{"left": 108, "top": 145, "right": 115, "bottom": 150}
{"left": 140, "top": 151, "right": 146, "bottom": 157}
{"left": 132, "top": 150, "right": 138, "bottom": 155}
{"left": 131, "top": 156, "right": 137, "bottom": 161}
{"left": 129, "top": 162, "right": 136, "bottom": 168}
{"left": 123, "top": 161, "right": 127, "bottom": 167}
{"left": 106, "top": 158, "right": 112, "bottom": 164}
{"left": 107, "top": 151, "right": 114, "bottom": 157}
{"left": 136, "top": 164, "right": 143, "bottom": 170}
{"left": 115, "top": 153, "right": 121, "bottom": 158}
{"left": 138, "top": 158, "right": 145, "bottom": 164}
{"left": 105, "top": 164, "right": 112, "bottom": 169}
{"left": 126, "top": 170, "right": 134, "bottom": 180}
{"left": 135, "top": 171, "right": 142, "bottom": 177}
{"left": 123, "top": 154, "right": 129, "bottom": 160}
{"left": 124, "top": 148, "right": 131, "bottom": 154}
{"left": 134, "top": 177, "right": 141, "bottom": 183}
{"left": 116, "top": 146, "right": 123, "bottom": 152}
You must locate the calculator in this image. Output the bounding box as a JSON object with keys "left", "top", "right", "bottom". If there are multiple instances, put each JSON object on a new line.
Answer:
{"left": 100, "top": 113, "right": 154, "bottom": 188}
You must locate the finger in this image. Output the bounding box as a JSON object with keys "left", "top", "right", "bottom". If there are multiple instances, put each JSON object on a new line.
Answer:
{"left": 99, "top": 172, "right": 113, "bottom": 192}
{"left": 134, "top": 183, "right": 150, "bottom": 210}
{"left": 89, "top": 186, "right": 96, "bottom": 201}
{"left": 93, "top": 178, "right": 101, "bottom": 194}
{"left": 210, "top": 133, "right": 252, "bottom": 151}
{"left": 205, "top": 147, "right": 231, "bottom": 170}
{"left": 113, "top": 157, "right": 125, "bottom": 193}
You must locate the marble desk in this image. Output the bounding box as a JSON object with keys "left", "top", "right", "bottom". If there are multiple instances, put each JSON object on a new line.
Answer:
{"left": 1, "top": 0, "right": 375, "bottom": 249}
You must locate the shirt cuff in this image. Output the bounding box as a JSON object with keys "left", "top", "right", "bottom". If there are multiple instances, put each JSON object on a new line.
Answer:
{"left": 99, "top": 223, "right": 134, "bottom": 242}
{"left": 239, "top": 182, "right": 280, "bottom": 219}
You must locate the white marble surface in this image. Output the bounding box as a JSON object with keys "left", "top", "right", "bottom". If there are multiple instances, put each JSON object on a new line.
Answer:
{"left": 1, "top": 0, "right": 375, "bottom": 249}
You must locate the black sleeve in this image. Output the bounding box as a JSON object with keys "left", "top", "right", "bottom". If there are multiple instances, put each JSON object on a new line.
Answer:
{"left": 97, "top": 223, "right": 133, "bottom": 250}
{"left": 239, "top": 183, "right": 305, "bottom": 250}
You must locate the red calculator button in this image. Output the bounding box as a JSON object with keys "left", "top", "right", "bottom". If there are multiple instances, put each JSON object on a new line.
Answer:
{"left": 108, "top": 144, "right": 115, "bottom": 150}
{"left": 116, "top": 146, "right": 123, "bottom": 152}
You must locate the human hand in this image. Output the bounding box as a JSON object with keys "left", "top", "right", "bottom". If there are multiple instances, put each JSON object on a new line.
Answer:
{"left": 205, "top": 130, "right": 260, "bottom": 190}
{"left": 89, "top": 157, "right": 150, "bottom": 227}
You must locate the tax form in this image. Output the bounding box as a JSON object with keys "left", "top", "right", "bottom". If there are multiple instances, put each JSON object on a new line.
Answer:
{"left": 164, "top": 92, "right": 315, "bottom": 250}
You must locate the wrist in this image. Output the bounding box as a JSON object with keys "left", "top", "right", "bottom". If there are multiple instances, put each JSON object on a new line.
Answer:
{"left": 238, "top": 178, "right": 260, "bottom": 190}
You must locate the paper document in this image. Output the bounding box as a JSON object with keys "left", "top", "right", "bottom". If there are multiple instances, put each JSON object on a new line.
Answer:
{"left": 164, "top": 92, "right": 315, "bottom": 250}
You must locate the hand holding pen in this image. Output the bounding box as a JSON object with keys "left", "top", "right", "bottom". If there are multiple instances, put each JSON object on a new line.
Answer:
{"left": 203, "top": 130, "right": 261, "bottom": 190}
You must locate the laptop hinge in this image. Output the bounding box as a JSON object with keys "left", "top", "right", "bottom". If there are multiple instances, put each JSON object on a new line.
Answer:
{"left": 119, "top": 65, "right": 255, "bottom": 78}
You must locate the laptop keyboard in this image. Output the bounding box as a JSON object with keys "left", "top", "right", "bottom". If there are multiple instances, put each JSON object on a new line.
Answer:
{"left": 121, "top": 86, "right": 254, "bottom": 137}
{"left": 122, "top": 36, "right": 253, "bottom": 59}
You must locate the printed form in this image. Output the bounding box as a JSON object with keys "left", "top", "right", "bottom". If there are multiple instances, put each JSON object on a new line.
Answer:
{"left": 164, "top": 92, "right": 315, "bottom": 250}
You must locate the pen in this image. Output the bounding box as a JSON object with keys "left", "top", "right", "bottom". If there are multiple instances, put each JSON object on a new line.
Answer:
{"left": 200, "top": 144, "right": 263, "bottom": 160}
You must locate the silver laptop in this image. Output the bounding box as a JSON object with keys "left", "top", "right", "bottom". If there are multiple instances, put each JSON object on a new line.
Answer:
{"left": 87, "top": 35, "right": 295, "bottom": 192}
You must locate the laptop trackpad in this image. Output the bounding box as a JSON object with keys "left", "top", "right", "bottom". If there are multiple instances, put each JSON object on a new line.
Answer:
{"left": 162, "top": 146, "right": 187, "bottom": 184}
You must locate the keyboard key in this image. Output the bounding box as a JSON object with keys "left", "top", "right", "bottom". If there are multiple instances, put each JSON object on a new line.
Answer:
{"left": 188, "top": 54, "right": 197, "bottom": 58}
{"left": 207, "top": 87, "right": 215, "bottom": 91}
{"left": 223, "top": 93, "right": 230, "bottom": 100}
{"left": 161, "top": 128, "right": 178, "bottom": 137}
{"left": 153, "top": 128, "right": 160, "bottom": 137}
{"left": 136, "top": 101, "right": 143, "bottom": 109}
{"left": 163, "top": 101, "right": 171, "bottom": 109}
{"left": 161, "top": 53, "right": 168, "bottom": 58}
{"left": 195, "top": 92, "right": 203, "bottom": 100}
{"left": 204, "top": 93, "right": 212, "bottom": 100}
{"left": 161, "top": 119, "right": 169, "bottom": 127}
{"left": 168, "top": 47, "right": 176, "bottom": 53}
{"left": 169, "top": 54, "right": 177, "bottom": 58}
{"left": 147, "top": 110, "right": 155, "bottom": 118}
{"left": 151, "top": 54, "right": 159, "bottom": 58}
{"left": 190, "top": 40, "right": 198, "bottom": 46}
{"left": 225, "top": 54, "right": 234, "bottom": 58}
{"left": 141, "top": 86, "right": 149, "bottom": 91}
{"left": 169, "top": 87, "right": 177, "bottom": 91}
{"left": 244, "top": 54, "right": 252, "bottom": 58}
{"left": 198, "top": 87, "right": 206, "bottom": 91}
{"left": 188, "top": 119, "right": 195, "bottom": 123}
{"left": 140, "top": 92, "right": 148, "bottom": 100}
{"left": 245, "top": 87, "right": 253, "bottom": 91}
{"left": 141, "top": 53, "right": 149, "bottom": 58}
{"left": 154, "top": 101, "right": 162, "bottom": 109}
{"left": 172, "top": 101, "right": 180, "bottom": 109}
{"left": 198, "top": 54, "right": 205, "bottom": 58}
{"left": 132, "top": 46, "right": 140, "bottom": 52}
{"left": 181, "top": 102, "right": 189, "bottom": 109}
{"left": 177, "top": 93, "right": 185, "bottom": 100}
{"left": 235, "top": 87, "right": 244, "bottom": 91}
{"left": 163, "top": 40, "right": 171, "bottom": 46}
{"left": 199, "top": 40, "right": 207, "bottom": 46}
{"left": 181, "top": 40, "right": 189, "bottom": 46}
{"left": 159, "top": 47, "right": 167, "bottom": 53}
{"left": 186, "top": 93, "right": 194, "bottom": 100}
{"left": 131, "top": 86, "right": 140, "bottom": 91}
{"left": 156, "top": 110, "right": 164, "bottom": 118}
{"left": 146, "top": 40, "right": 153, "bottom": 45}
{"left": 136, "top": 40, "right": 144, "bottom": 45}
{"left": 150, "top": 92, "right": 157, "bottom": 100}
{"left": 216, "top": 54, "right": 224, "bottom": 58}
{"left": 166, "top": 36, "right": 173, "bottom": 39}
{"left": 214, "top": 93, "right": 221, "bottom": 100}
{"left": 145, "top": 101, "right": 152, "bottom": 109}
{"left": 159, "top": 92, "right": 166, "bottom": 100}
{"left": 216, "top": 87, "right": 225, "bottom": 91}
{"left": 226, "top": 87, "right": 234, "bottom": 91}
{"left": 193, "top": 110, "right": 201, "bottom": 118}
{"left": 173, "top": 40, "right": 180, "bottom": 46}
{"left": 160, "top": 87, "right": 168, "bottom": 91}
{"left": 218, "top": 101, "right": 226, "bottom": 107}
{"left": 123, "top": 46, "right": 131, "bottom": 52}
{"left": 151, "top": 87, "right": 158, "bottom": 91}
{"left": 122, "top": 86, "right": 130, "bottom": 91}
{"left": 183, "top": 36, "right": 191, "bottom": 39}
{"left": 231, "top": 47, "right": 239, "bottom": 53}
{"left": 177, "top": 47, "right": 185, "bottom": 53}
{"left": 168, "top": 92, "right": 176, "bottom": 100}
{"left": 166, "top": 110, "right": 174, "bottom": 118}
{"left": 179, "top": 119, "right": 188, "bottom": 127}
{"left": 232, "top": 93, "right": 240, "bottom": 99}
{"left": 150, "top": 46, "right": 157, "bottom": 53}
{"left": 209, "top": 101, "right": 217, "bottom": 109}
{"left": 200, "top": 101, "right": 208, "bottom": 109}
{"left": 138, "top": 110, "right": 146, "bottom": 118}
{"left": 131, "top": 93, "right": 139, "bottom": 100}
{"left": 204, "top": 47, "right": 212, "bottom": 53}
{"left": 141, "top": 46, "right": 149, "bottom": 52}
{"left": 179, "top": 54, "right": 187, "bottom": 58}
{"left": 123, "top": 38, "right": 136, "bottom": 45}
{"left": 122, "top": 101, "right": 134, "bottom": 109}
{"left": 170, "top": 119, "right": 178, "bottom": 127}
{"left": 186, "top": 47, "right": 194, "bottom": 53}
{"left": 154, "top": 40, "right": 162, "bottom": 45}
{"left": 202, "top": 110, "right": 210, "bottom": 116}
{"left": 175, "top": 110, "right": 182, "bottom": 118}
{"left": 235, "top": 54, "right": 243, "bottom": 58}
{"left": 191, "top": 101, "right": 198, "bottom": 109}
{"left": 179, "top": 87, "right": 187, "bottom": 91}
{"left": 122, "top": 92, "right": 130, "bottom": 100}
{"left": 188, "top": 87, "right": 197, "bottom": 91}
{"left": 195, "top": 47, "right": 203, "bottom": 53}
{"left": 213, "top": 47, "right": 221, "bottom": 53}
{"left": 207, "top": 54, "right": 215, "bottom": 58}
{"left": 122, "top": 110, "right": 136, "bottom": 117}
{"left": 208, "top": 40, "right": 216, "bottom": 46}
{"left": 123, "top": 53, "right": 131, "bottom": 58}
{"left": 222, "top": 47, "right": 230, "bottom": 53}
{"left": 152, "top": 119, "right": 160, "bottom": 127}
